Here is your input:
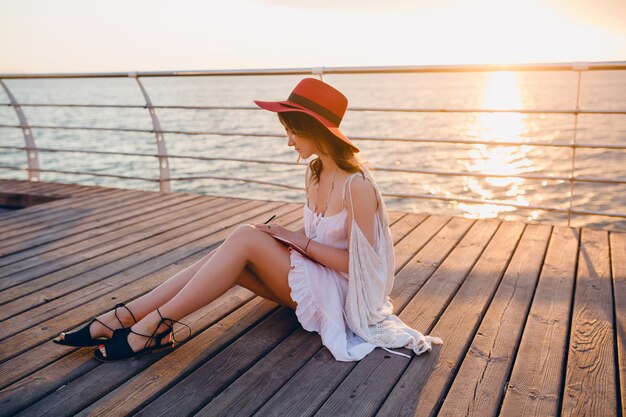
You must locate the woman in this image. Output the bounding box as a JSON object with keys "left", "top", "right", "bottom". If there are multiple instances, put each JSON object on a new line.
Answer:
{"left": 53, "top": 78, "right": 442, "bottom": 362}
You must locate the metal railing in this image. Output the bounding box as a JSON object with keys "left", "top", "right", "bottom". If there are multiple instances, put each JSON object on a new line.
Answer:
{"left": 1, "top": 61, "right": 625, "bottom": 227}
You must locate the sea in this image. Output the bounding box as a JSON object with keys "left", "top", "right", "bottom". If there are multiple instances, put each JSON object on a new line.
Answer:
{"left": 1, "top": 71, "right": 625, "bottom": 230}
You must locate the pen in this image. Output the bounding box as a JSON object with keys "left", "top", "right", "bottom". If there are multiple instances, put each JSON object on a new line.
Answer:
{"left": 264, "top": 214, "right": 276, "bottom": 224}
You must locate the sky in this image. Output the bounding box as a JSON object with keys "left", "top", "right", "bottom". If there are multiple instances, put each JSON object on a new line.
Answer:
{"left": 0, "top": 0, "right": 625, "bottom": 73}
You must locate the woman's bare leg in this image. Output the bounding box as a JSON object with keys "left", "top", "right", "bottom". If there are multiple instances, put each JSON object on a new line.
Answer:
{"left": 60, "top": 233, "right": 286, "bottom": 341}
{"left": 124, "top": 249, "right": 289, "bottom": 316}
{"left": 99, "top": 224, "right": 296, "bottom": 356}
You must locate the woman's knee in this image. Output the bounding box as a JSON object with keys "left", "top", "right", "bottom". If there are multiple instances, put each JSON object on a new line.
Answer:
{"left": 229, "top": 224, "right": 265, "bottom": 253}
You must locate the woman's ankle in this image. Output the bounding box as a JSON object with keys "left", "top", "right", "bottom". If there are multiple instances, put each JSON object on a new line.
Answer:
{"left": 99, "top": 305, "right": 136, "bottom": 329}
{"left": 133, "top": 310, "right": 171, "bottom": 335}
{"left": 128, "top": 310, "right": 173, "bottom": 349}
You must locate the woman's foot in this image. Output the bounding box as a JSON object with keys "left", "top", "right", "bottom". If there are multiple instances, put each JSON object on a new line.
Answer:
{"left": 97, "top": 310, "right": 173, "bottom": 359}
{"left": 57, "top": 304, "right": 136, "bottom": 342}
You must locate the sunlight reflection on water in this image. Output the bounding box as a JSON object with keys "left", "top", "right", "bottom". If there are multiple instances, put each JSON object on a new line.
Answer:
{"left": 461, "top": 71, "right": 531, "bottom": 219}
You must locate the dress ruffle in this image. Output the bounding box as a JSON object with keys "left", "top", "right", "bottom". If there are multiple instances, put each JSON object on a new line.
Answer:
{"left": 287, "top": 247, "right": 375, "bottom": 361}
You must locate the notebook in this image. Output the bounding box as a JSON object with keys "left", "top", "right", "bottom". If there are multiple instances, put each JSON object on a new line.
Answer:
{"left": 271, "top": 235, "right": 318, "bottom": 262}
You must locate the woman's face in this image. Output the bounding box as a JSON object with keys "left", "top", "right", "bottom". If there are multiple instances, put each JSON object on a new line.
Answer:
{"left": 283, "top": 123, "right": 319, "bottom": 159}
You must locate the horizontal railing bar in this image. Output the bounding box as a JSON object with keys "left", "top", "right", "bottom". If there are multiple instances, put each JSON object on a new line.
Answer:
{"left": 1, "top": 124, "right": 625, "bottom": 150}
{"left": 1, "top": 61, "right": 625, "bottom": 79}
{"left": 0, "top": 165, "right": 298, "bottom": 190}
{"left": 0, "top": 145, "right": 302, "bottom": 166}
{"left": 350, "top": 107, "right": 626, "bottom": 115}
{"left": 3, "top": 164, "right": 624, "bottom": 219}
{"left": 383, "top": 191, "right": 626, "bottom": 218}
{"left": 355, "top": 137, "right": 626, "bottom": 150}
{"left": 0, "top": 166, "right": 157, "bottom": 182}
{"left": 375, "top": 165, "right": 626, "bottom": 184}
{"left": 3, "top": 102, "right": 626, "bottom": 115}
{"left": 561, "top": 208, "right": 626, "bottom": 218}
{"left": 2, "top": 145, "right": 625, "bottom": 184}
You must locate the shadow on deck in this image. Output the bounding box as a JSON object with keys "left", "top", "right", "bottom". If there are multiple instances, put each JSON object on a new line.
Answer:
{"left": 0, "top": 179, "right": 624, "bottom": 417}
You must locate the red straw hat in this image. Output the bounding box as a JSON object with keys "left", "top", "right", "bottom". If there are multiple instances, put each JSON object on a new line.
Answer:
{"left": 254, "top": 77, "right": 359, "bottom": 152}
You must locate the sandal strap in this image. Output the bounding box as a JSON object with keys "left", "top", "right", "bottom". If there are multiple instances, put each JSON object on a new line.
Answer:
{"left": 93, "top": 317, "right": 115, "bottom": 333}
{"left": 124, "top": 308, "right": 192, "bottom": 352}
{"left": 155, "top": 307, "right": 192, "bottom": 345}
{"left": 129, "top": 324, "right": 171, "bottom": 351}
{"left": 114, "top": 302, "right": 138, "bottom": 328}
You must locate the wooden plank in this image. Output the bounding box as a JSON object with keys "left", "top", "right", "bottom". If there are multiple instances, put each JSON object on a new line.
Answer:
{"left": 0, "top": 201, "right": 296, "bottom": 383}
{"left": 0, "top": 193, "right": 213, "bottom": 289}
{"left": 62, "top": 184, "right": 117, "bottom": 195}
{"left": 0, "top": 181, "right": 74, "bottom": 195}
{"left": 22, "top": 184, "right": 88, "bottom": 196}
{"left": 0, "top": 179, "right": 109, "bottom": 196}
{"left": 425, "top": 224, "right": 551, "bottom": 417}
{"left": 497, "top": 226, "right": 579, "bottom": 417}
{"left": 0, "top": 191, "right": 200, "bottom": 264}
{"left": 0, "top": 186, "right": 176, "bottom": 233}
{"left": 0, "top": 188, "right": 133, "bottom": 235}
{"left": 0, "top": 188, "right": 146, "bottom": 237}
{"left": 0, "top": 187, "right": 125, "bottom": 225}
{"left": 561, "top": 228, "right": 617, "bottom": 416}
{"left": 0, "top": 188, "right": 130, "bottom": 231}
{"left": 251, "top": 217, "right": 476, "bottom": 417}
{"left": 0, "top": 193, "right": 203, "bottom": 269}
{"left": 193, "top": 320, "right": 324, "bottom": 417}
{"left": 314, "top": 219, "right": 503, "bottom": 417}
{"left": 0, "top": 189, "right": 70, "bottom": 211}
{"left": 0, "top": 179, "right": 35, "bottom": 191}
{"left": 610, "top": 232, "right": 626, "bottom": 416}
{"left": 0, "top": 195, "right": 232, "bottom": 293}
{"left": 0, "top": 180, "right": 109, "bottom": 200}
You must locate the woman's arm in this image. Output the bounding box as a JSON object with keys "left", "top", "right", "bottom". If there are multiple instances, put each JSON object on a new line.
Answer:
{"left": 294, "top": 224, "right": 305, "bottom": 235}
{"left": 301, "top": 238, "right": 349, "bottom": 274}
{"left": 345, "top": 175, "right": 378, "bottom": 250}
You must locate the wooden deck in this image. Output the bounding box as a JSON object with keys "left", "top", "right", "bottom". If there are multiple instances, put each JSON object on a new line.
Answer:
{"left": 0, "top": 178, "right": 624, "bottom": 417}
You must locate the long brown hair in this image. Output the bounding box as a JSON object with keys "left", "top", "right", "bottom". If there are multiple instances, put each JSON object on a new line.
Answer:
{"left": 277, "top": 112, "right": 367, "bottom": 186}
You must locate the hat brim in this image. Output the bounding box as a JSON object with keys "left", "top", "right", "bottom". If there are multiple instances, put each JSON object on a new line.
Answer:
{"left": 253, "top": 99, "right": 359, "bottom": 152}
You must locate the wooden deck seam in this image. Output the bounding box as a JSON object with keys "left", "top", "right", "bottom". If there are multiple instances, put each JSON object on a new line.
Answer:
{"left": 556, "top": 227, "right": 580, "bottom": 417}
{"left": 608, "top": 232, "right": 624, "bottom": 417}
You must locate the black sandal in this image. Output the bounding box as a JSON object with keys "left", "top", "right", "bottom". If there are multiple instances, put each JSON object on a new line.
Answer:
{"left": 53, "top": 302, "right": 138, "bottom": 347}
{"left": 93, "top": 307, "right": 191, "bottom": 362}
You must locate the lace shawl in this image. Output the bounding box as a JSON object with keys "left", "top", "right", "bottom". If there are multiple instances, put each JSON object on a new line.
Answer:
{"left": 343, "top": 165, "right": 443, "bottom": 358}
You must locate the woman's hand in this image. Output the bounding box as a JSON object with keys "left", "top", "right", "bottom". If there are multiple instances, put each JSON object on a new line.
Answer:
{"left": 254, "top": 222, "right": 306, "bottom": 247}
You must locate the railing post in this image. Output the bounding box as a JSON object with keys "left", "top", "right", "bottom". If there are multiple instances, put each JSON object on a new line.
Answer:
{"left": 129, "top": 72, "right": 171, "bottom": 193}
{"left": 312, "top": 67, "right": 325, "bottom": 82}
{"left": 567, "top": 62, "right": 587, "bottom": 227}
{"left": 0, "top": 79, "right": 41, "bottom": 182}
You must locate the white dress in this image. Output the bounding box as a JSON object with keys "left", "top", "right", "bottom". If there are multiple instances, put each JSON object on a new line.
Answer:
{"left": 287, "top": 172, "right": 409, "bottom": 361}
